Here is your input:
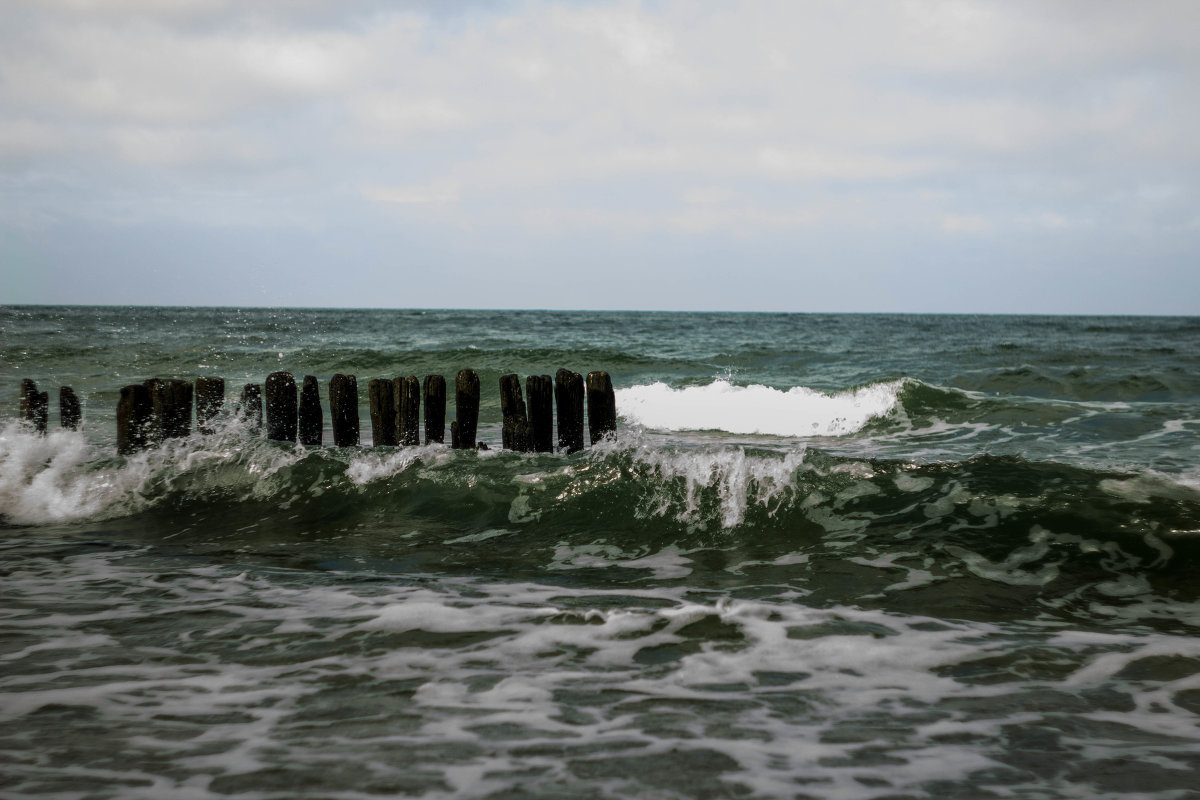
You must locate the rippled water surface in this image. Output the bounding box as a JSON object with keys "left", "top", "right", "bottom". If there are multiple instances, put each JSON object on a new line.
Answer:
{"left": 2, "top": 307, "right": 1200, "bottom": 799}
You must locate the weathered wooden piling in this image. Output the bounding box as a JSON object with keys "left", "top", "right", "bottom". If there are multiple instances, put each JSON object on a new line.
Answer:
{"left": 265, "top": 372, "right": 298, "bottom": 442}
{"left": 424, "top": 375, "right": 446, "bottom": 444}
{"left": 329, "top": 374, "right": 359, "bottom": 447}
{"left": 369, "top": 378, "right": 397, "bottom": 447}
{"left": 19, "top": 379, "right": 48, "bottom": 433}
{"left": 299, "top": 376, "right": 322, "bottom": 446}
{"left": 116, "top": 383, "right": 152, "bottom": 454}
{"left": 555, "top": 369, "right": 585, "bottom": 453}
{"left": 526, "top": 374, "right": 554, "bottom": 453}
{"left": 163, "top": 379, "right": 193, "bottom": 439}
{"left": 240, "top": 384, "right": 263, "bottom": 431}
{"left": 499, "top": 374, "right": 531, "bottom": 452}
{"left": 60, "top": 387, "right": 81, "bottom": 431}
{"left": 586, "top": 370, "right": 617, "bottom": 444}
{"left": 142, "top": 378, "right": 165, "bottom": 445}
{"left": 395, "top": 376, "right": 421, "bottom": 446}
{"left": 195, "top": 377, "right": 225, "bottom": 434}
{"left": 453, "top": 369, "right": 480, "bottom": 449}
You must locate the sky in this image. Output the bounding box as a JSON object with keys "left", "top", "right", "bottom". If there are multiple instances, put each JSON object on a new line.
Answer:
{"left": 1, "top": 0, "right": 1198, "bottom": 313}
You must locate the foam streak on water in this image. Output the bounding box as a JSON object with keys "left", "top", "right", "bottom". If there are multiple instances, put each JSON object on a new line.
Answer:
{"left": 4, "top": 550, "right": 1200, "bottom": 800}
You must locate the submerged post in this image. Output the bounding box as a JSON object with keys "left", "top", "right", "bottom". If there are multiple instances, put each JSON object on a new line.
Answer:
{"left": 499, "top": 374, "right": 530, "bottom": 452}
{"left": 19, "top": 379, "right": 48, "bottom": 433}
{"left": 195, "top": 377, "right": 225, "bottom": 434}
{"left": 329, "top": 373, "right": 359, "bottom": 447}
{"left": 587, "top": 371, "right": 617, "bottom": 444}
{"left": 299, "top": 375, "right": 322, "bottom": 446}
{"left": 424, "top": 375, "right": 446, "bottom": 444}
{"left": 369, "top": 378, "right": 397, "bottom": 446}
{"left": 60, "top": 387, "right": 81, "bottom": 431}
{"left": 526, "top": 374, "right": 553, "bottom": 453}
{"left": 265, "top": 372, "right": 298, "bottom": 442}
{"left": 162, "top": 379, "right": 193, "bottom": 439}
{"left": 240, "top": 384, "right": 263, "bottom": 431}
{"left": 395, "top": 376, "right": 420, "bottom": 446}
{"left": 116, "top": 383, "right": 152, "bottom": 454}
{"left": 453, "top": 369, "right": 479, "bottom": 449}
{"left": 555, "top": 369, "right": 584, "bottom": 453}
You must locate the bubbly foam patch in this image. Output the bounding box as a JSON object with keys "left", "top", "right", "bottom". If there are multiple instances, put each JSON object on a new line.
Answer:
{"left": 0, "top": 422, "right": 146, "bottom": 524}
{"left": 616, "top": 379, "right": 902, "bottom": 437}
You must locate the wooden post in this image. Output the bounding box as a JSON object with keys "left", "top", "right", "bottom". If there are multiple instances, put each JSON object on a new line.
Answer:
{"left": 451, "top": 420, "right": 461, "bottom": 449}
{"left": 299, "top": 376, "right": 322, "bottom": 446}
{"left": 265, "top": 372, "right": 298, "bottom": 442}
{"left": 499, "top": 374, "right": 530, "bottom": 452}
{"left": 526, "top": 374, "right": 553, "bottom": 453}
{"left": 60, "top": 387, "right": 81, "bottom": 431}
{"left": 395, "top": 376, "right": 420, "bottom": 446}
{"left": 195, "top": 377, "right": 225, "bottom": 434}
{"left": 454, "top": 369, "right": 480, "bottom": 449}
{"left": 329, "top": 374, "right": 359, "bottom": 447}
{"left": 555, "top": 369, "right": 585, "bottom": 453}
{"left": 424, "top": 375, "right": 446, "bottom": 444}
{"left": 240, "top": 384, "right": 263, "bottom": 431}
{"left": 369, "top": 378, "right": 397, "bottom": 446}
{"left": 19, "top": 379, "right": 48, "bottom": 433}
{"left": 116, "top": 384, "right": 152, "bottom": 455}
{"left": 587, "top": 371, "right": 617, "bottom": 444}
{"left": 142, "top": 378, "right": 165, "bottom": 445}
{"left": 163, "top": 379, "right": 193, "bottom": 439}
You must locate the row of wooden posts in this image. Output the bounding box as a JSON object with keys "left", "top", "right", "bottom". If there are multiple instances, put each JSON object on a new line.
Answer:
{"left": 16, "top": 370, "right": 617, "bottom": 456}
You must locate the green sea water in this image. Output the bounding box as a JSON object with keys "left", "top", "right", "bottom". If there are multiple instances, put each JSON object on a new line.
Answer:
{"left": 2, "top": 306, "right": 1200, "bottom": 799}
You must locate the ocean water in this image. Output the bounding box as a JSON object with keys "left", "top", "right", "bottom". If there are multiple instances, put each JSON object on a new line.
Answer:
{"left": 2, "top": 306, "right": 1200, "bottom": 799}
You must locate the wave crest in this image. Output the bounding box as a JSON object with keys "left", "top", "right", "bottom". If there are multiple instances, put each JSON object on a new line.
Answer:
{"left": 615, "top": 379, "right": 902, "bottom": 437}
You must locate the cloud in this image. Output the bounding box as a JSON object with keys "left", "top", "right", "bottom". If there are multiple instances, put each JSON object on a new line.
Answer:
{"left": 2, "top": 0, "right": 1199, "bottom": 310}
{"left": 361, "top": 180, "right": 459, "bottom": 206}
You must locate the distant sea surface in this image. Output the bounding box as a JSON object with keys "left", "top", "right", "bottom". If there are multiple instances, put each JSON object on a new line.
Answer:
{"left": 3, "top": 306, "right": 1200, "bottom": 799}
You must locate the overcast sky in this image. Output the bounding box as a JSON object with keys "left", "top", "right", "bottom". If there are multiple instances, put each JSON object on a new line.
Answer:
{"left": 2, "top": 0, "right": 1198, "bottom": 313}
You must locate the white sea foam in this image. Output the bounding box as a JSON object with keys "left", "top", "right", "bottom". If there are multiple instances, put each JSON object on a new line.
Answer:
{"left": 615, "top": 379, "right": 902, "bottom": 437}
{"left": 6, "top": 553, "right": 1200, "bottom": 800}
{"left": 0, "top": 422, "right": 148, "bottom": 524}
{"left": 0, "top": 419, "right": 303, "bottom": 525}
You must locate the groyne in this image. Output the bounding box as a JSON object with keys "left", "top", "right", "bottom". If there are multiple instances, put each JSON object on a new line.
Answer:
{"left": 15, "top": 371, "right": 617, "bottom": 455}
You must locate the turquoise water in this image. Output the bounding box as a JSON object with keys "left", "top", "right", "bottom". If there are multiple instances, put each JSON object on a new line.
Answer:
{"left": 3, "top": 306, "right": 1200, "bottom": 799}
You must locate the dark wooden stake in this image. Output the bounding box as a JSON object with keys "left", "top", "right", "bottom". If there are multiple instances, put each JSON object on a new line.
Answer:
{"left": 526, "top": 374, "right": 553, "bottom": 453}
{"left": 142, "top": 378, "right": 165, "bottom": 445}
{"left": 240, "top": 384, "right": 263, "bottom": 431}
{"left": 499, "top": 373, "right": 530, "bottom": 452}
{"left": 19, "top": 379, "right": 48, "bottom": 433}
{"left": 555, "top": 369, "right": 585, "bottom": 453}
{"left": 163, "top": 379, "right": 193, "bottom": 439}
{"left": 329, "top": 374, "right": 359, "bottom": 447}
{"left": 587, "top": 371, "right": 617, "bottom": 444}
{"left": 369, "top": 378, "right": 397, "bottom": 446}
{"left": 299, "top": 375, "right": 322, "bottom": 446}
{"left": 454, "top": 369, "right": 480, "bottom": 449}
{"left": 451, "top": 420, "right": 461, "bottom": 449}
{"left": 117, "top": 383, "right": 152, "bottom": 455}
{"left": 395, "top": 376, "right": 420, "bottom": 446}
{"left": 195, "top": 377, "right": 225, "bottom": 434}
{"left": 265, "top": 372, "right": 298, "bottom": 442}
{"left": 60, "top": 387, "right": 81, "bottom": 431}
{"left": 424, "top": 375, "right": 446, "bottom": 444}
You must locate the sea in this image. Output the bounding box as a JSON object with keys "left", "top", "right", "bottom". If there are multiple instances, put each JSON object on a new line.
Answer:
{"left": 2, "top": 306, "right": 1200, "bottom": 800}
